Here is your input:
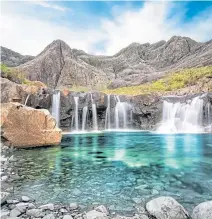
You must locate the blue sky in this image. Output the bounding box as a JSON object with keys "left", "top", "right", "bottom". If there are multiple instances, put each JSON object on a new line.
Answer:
{"left": 1, "top": 1, "right": 212, "bottom": 55}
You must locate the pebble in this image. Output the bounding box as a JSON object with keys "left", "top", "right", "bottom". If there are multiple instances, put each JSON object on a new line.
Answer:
{"left": 63, "top": 215, "right": 73, "bottom": 219}
{"left": 69, "top": 203, "right": 78, "bottom": 210}
{"left": 1, "top": 175, "right": 8, "bottom": 182}
{"left": 43, "top": 214, "right": 55, "bottom": 219}
{"left": 26, "top": 208, "right": 44, "bottom": 217}
{"left": 39, "top": 203, "right": 54, "bottom": 210}
{"left": 10, "top": 208, "right": 22, "bottom": 217}
{"left": 21, "top": 196, "right": 30, "bottom": 202}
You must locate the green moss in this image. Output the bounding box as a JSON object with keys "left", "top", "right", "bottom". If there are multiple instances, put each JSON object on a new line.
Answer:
{"left": 103, "top": 66, "right": 212, "bottom": 95}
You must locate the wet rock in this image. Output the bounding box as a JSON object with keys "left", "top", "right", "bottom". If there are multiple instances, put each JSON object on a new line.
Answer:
{"left": 69, "top": 203, "right": 78, "bottom": 210}
{"left": 146, "top": 196, "right": 189, "bottom": 219}
{"left": 95, "top": 205, "right": 109, "bottom": 215}
{"left": 26, "top": 208, "right": 44, "bottom": 217}
{"left": 39, "top": 203, "right": 54, "bottom": 210}
{"left": 0, "top": 192, "right": 10, "bottom": 204}
{"left": 21, "top": 196, "right": 30, "bottom": 202}
{"left": 43, "top": 214, "right": 55, "bottom": 219}
{"left": 85, "top": 210, "right": 108, "bottom": 219}
{"left": 191, "top": 201, "right": 212, "bottom": 219}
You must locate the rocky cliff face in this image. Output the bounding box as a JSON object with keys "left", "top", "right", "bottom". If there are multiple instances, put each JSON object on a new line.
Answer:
{"left": 1, "top": 36, "right": 212, "bottom": 89}
{"left": 15, "top": 40, "right": 108, "bottom": 89}
{"left": 23, "top": 88, "right": 212, "bottom": 131}
{"left": 1, "top": 46, "right": 34, "bottom": 67}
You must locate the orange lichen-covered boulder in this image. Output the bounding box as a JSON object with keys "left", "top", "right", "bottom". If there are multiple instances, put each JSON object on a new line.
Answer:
{"left": 1, "top": 103, "right": 62, "bottom": 148}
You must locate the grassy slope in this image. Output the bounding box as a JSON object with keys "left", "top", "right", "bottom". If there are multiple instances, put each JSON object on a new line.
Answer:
{"left": 103, "top": 66, "right": 212, "bottom": 96}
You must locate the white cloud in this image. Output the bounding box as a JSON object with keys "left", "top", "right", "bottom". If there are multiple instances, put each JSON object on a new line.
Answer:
{"left": 100, "top": 2, "right": 212, "bottom": 55}
{"left": 29, "top": 1, "right": 69, "bottom": 12}
{"left": 1, "top": 1, "right": 212, "bottom": 56}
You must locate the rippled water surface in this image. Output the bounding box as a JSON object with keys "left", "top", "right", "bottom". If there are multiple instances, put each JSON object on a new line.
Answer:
{"left": 12, "top": 132, "right": 212, "bottom": 214}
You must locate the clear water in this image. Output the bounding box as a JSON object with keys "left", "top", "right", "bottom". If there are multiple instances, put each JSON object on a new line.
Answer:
{"left": 11, "top": 132, "right": 212, "bottom": 215}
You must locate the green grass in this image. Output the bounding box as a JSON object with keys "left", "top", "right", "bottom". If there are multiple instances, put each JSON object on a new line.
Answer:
{"left": 103, "top": 66, "right": 212, "bottom": 96}
{"left": 0, "top": 64, "right": 46, "bottom": 87}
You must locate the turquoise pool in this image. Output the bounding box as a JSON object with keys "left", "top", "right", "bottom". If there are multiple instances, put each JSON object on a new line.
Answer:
{"left": 11, "top": 132, "right": 212, "bottom": 215}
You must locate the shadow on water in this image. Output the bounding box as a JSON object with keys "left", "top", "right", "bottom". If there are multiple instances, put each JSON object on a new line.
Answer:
{"left": 11, "top": 132, "right": 212, "bottom": 214}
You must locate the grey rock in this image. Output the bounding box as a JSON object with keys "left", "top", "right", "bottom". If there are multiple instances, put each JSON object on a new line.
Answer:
{"left": 85, "top": 210, "right": 108, "bottom": 219}
{"left": 7, "top": 199, "right": 19, "bottom": 204}
{"left": 10, "top": 208, "right": 22, "bottom": 217}
{"left": 43, "top": 214, "right": 55, "bottom": 219}
{"left": 0, "top": 192, "right": 10, "bottom": 204}
{"left": 60, "top": 208, "right": 68, "bottom": 213}
{"left": 0, "top": 210, "right": 10, "bottom": 218}
{"left": 146, "top": 196, "right": 189, "bottom": 219}
{"left": 1, "top": 175, "right": 8, "bottom": 182}
{"left": 63, "top": 215, "right": 73, "bottom": 219}
{"left": 95, "top": 205, "right": 109, "bottom": 215}
{"left": 69, "top": 203, "right": 78, "bottom": 210}
{"left": 191, "top": 201, "right": 212, "bottom": 219}
{"left": 21, "top": 196, "right": 30, "bottom": 202}
{"left": 26, "top": 208, "right": 44, "bottom": 217}
{"left": 15, "top": 202, "right": 29, "bottom": 213}
{"left": 39, "top": 203, "right": 54, "bottom": 210}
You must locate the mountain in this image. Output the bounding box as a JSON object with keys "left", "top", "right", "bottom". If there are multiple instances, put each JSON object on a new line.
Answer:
{"left": 1, "top": 46, "right": 34, "bottom": 67}
{"left": 1, "top": 36, "right": 212, "bottom": 89}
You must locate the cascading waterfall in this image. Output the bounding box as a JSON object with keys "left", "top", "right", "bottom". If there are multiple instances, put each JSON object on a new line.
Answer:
{"left": 206, "top": 102, "right": 212, "bottom": 131}
{"left": 82, "top": 106, "right": 88, "bottom": 131}
{"left": 114, "top": 96, "right": 131, "bottom": 129}
{"left": 52, "top": 91, "right": 60, "bottom": 127}
{"left": 157, "top": 96, "right": 204, "bottom": 133}
{"left": 74, "top": 96, "right": 79, "bottom": 131}
{"left": 91, "top": 94, "right": 98, "bottom": 130}
{"left": 105, "top": 94, "right": 111, "bottom": 129}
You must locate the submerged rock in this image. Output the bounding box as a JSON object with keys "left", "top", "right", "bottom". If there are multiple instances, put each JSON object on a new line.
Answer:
{"left": 1, "top": 103, "right": 62, "bottom": 147}
{"left": 146, "top": 196, "right": 189, "bottom": 219}
{"left": 191, "top": 201, "right": 212, "bottom": 219}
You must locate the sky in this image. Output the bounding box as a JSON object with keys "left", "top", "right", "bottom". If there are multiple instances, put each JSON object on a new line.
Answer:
{"left": 1, "top": 1, "right": 212, "bottom": 56}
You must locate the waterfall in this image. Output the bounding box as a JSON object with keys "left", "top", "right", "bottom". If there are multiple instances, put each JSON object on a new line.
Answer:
{"left": 114, "top": 96, "right": 131, "bottom": 129}
{"left": 91, "top": 94, "right": 98, "bottom": 130}
{"left": 105, "top": 94, "right": 111, "bottom": 129}
{"left": 82, "top": 106, "right": 88, "bottom": 131}
{"left": 24, "top": 94, "right": 30, "bottom": 106}
{"left": 206, "top": 102, "right": 212, "bottom": 131}
{"left": 157, "top": 96, "right": 204, "bottom": 133}
{"left": 52, "top": 91, "right": 60, "bottom": 127}
{"left": 74, "top": 96, "right": 79, "bottom": 131}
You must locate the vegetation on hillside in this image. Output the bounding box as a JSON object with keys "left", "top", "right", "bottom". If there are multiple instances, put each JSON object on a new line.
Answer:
{"left": 1, "top": 64, "right": 46, "bottom": 87}
{"left": 103, "top": 66, "right": 212, "bottom": 95}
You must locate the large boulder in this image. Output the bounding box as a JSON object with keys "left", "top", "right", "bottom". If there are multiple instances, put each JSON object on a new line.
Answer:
{"left": 1, "top": 103, "right": 62, "bottom": 147}
{"left": 146, "top": 196, "right": 189, "bottom": 219}
{"left": 191, "top": 201, "right": 212, "bottom": 219}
